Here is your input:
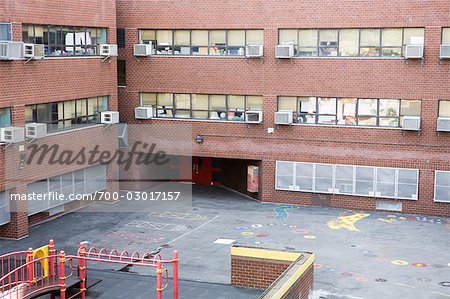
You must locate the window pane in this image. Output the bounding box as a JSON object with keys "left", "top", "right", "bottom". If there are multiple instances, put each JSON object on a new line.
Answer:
{"left": 295, "top": 163, "right": 313, "bottom": 191}
{"left": 228, "top": 30, "right": 245, "bottom": 46}
{"left": 64, "top": 101, "right": 76, "bottom": 120}
{"left": 397, "top": 169, "right": 418, "bottom": 199}
{"left": 376, "top": 168, "right": 396, "bottom": 198}
{"left": 228, "top": 95, "right": 245, "bottom": 110}
{"left": 175, "top": 110, "right": 190, "bottom": 118}
{"left": 0, "top": 24, "right": 10, "bottom": 41}
{"left": 174, "top": 30, "right": 190, "bottom": 45}
{"left": 280, "top": 30, "right": 298, "bottom": 45}
{"left": 156, "top": 30, "right": 172, "bottom": 45}
{"left": 76, "top": 99, "right": 87, "bottom": 117}
{"left": 191, "top": 30, "right": 208, "bottom": 45}
{"left": 339, "top": 30, "right": 359, "bottom": 56}
{"left": 88, "top": 97, "right": 99, "bottom": 115}
{"left": 360, "top": 29, "right": 380, "bottom": 46}
{"left": 335, "top": 165, "right": 354, "bottom": 194}
{"left": 382, "top": 29, "right": 402, "bottom": 46}
{"left": 140, "top": 30, "right": 156, "bottom": 43}
{"left": 355, "top": 167, "right": 374, "bottom": 195}
{"left": 96, "top": 28, "right": 107, "bottom": 44}
{"left": 379, "top": 99, "right": 399, "bottom": 117}
{"left": 210, "top": 30, "right": 226, "bottom": 45}
{"left": 276, "top": 162, "right": 294, "bottom": 189}
{"left": 175, "top": 94, "right": 191, "bottom": 109}
{"left": 439, "top": 101, "right": 450, "bottom": 117}
{"left": 246, "top": 30, "right": 263, "bottom": 45}
{"left": 443, "top": 28, "right": 450, "bottom": 44}
{"left": 358, "top": 99, "right": 377, "bottom": 116}
{"left": 210, "top": 95, "right": 226, "bottom": 110}
{"left": 315, "top": 164, "right": 333, "bottom": 193}
{"left": 299, "top": 30, "right": 318, "bottom": 47}
{"left": 37, "top": 104, "right": 49, "bottom": 123}
{"left": 0, "top": 108, "right": 11, "bottom": 127}
{"left": 401, "top": 100, "right": 421, "bottom": 116}
{"left": 246, "top": 96, "right": 263, "bottom": 110}
{"left": 298, "top": 97, "right": 316, "bottom": 123}
{"left": 318, "top": 98, "right": 336, "bottom": 124}
{"left": 278, "top": 97, "right": 296, "bottom": 111}
{"left": 404, "top": 28, "right": 424, "bottom": 45}
{"left": 319, "top": 30, "right": 338, "bottom": 57}
{"left": 192, "top": 94, "right": 208, "bottom": 110}
{"left": 157, "top": 93, "right": 173, "bottom": 107}
{"left": 436, "top": 171, "right": 450, "bottom": 202}
{"left": 192, "top": 111, "right": 208, "bottom": 119}
{"left": 337, "top": 98, "right": 356, "bottom": 125}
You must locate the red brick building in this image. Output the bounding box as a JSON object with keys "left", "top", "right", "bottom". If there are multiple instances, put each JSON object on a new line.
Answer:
{"left": 1, "top": 0, "right": 449, "bottom": 239}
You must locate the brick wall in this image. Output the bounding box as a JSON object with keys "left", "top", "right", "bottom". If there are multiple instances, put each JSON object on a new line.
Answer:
{"left": 117, "top": 0, "right": 450, "bottom": 217}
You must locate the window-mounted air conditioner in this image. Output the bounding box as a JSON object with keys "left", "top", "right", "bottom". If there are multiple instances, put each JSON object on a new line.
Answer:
{"left": 245, "top": 111, "right": 263, "bottom": 124}
{"left": 99, "top": 44, "right": 118, "bottom": 57}
{"left": 401, "top": 116, "right": 421, "bottom": 131}
{"left": 0, "top": 41, "right": 24, "bottom": 60}
{"left": 440, "top": 44, "right": 450, "bottom": 59}
{"left": 275, "top": 110, "right": 294, "bottom": 125}
{"left": 245, "top": 45, "right": 264, "bottom": 58}
{"left": 437, "top": 117, "right": 450, "bottom": 132}
{"left": 24, "top": 43, "right": 44, "bottom": 59}
{"left": 403, "top": 45, "right": 424, "bottom": 59}
{"left": 135, "top": 107, "right": 155, "bottom": 119}
{"left": 0, "top": 127, "right": 25, "bottom": 143}
{"left": 275, "top": 45, "right": 295, "bottom": 59}
{"left": 101, "top": 111, "right": 120, "bottom": 124}
{"left": 134, "top": 43, "right": 153, "bottom": 56}
{"left": 25, "top": 123, "right": 47, "bottom": 139}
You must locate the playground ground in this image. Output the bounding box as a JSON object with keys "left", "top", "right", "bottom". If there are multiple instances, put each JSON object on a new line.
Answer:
{"left": 0, "top": 184, "right": 449, "bottom": 299}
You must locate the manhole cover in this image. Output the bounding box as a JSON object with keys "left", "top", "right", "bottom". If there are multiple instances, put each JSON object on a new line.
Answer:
{"left": 439, "top": 281, "right": 450, "bottom": 287}
{"left": 432, "top": 264, "right": 446, "bottom": 269}
{"left": 375, "top": 278, "right": 388, "bottom": 282}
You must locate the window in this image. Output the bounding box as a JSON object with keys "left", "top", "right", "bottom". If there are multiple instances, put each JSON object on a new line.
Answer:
{"left": 117, "top": 60, "right": 126, "bottom": 87}
{"left": 25, "top": 97, "right": 108, "bottom": 132}
{"left": 276, "top": 161, "right": 418, "bottom": 200}
{"left": 140, "top": 93, "right": 262, "bottom": 121}
{"left": 443, "top": 28, "right": 450, "bottom": 44}
{"left": 439, "top": 100, "right": 450, "bottom": 117}
{"left": 278, "top": 97, "right": 421, "bottom": 128}
{"left": 435, "top": 171, "right": 450, "bottom": 203}
{"left": 22, "top": 24, "right": 107, "bottom": 56}
{"left": 117, "top": 28, "right": 126, "bottom": 48}
{"left": 139, "top": 29, "right": 263, "bottom": 56}
{"left": 0, "top": 190, "right": 10, "bottom": 226}
{"left": 0, "top": 23, "right": 11, "bottom": 41}
{"left": 0, "top": 108, "right": 11, "bottom": 127}
{"left": 280, "top": 28, "right": 424, "bottom": 57}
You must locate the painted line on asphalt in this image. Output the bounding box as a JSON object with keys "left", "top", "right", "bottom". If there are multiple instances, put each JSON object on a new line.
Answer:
{"left": 395, "top": 283, "right": 415, "bottom": 289}
{"left": 432, "top": 291, "right": 450, "bottom": 298}
{"left": 167, "top": 215, "right": 219, "bottom": 244}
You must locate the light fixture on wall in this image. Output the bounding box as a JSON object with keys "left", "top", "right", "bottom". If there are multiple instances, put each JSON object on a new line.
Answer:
{"left": 195, "top": 135, "right": 204, "bottom": 143}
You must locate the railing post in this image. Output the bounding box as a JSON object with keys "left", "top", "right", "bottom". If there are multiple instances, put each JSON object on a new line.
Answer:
{"left": 156, "top": 261, "right": 163, "bottom": 299}
{"left": 26, "top": 248, "right": 34, "bottom": 285}
{"left": 49, "top": 239, "right": 55, "bottom": 277}
{"left": 78, "top": 243, "right": 87, "bottom": 299}
{"left": 173, "top": 250, "right": 178, "bottom": 299}
{"left": 59, "top": 251, "right": 66, "bottom": 299}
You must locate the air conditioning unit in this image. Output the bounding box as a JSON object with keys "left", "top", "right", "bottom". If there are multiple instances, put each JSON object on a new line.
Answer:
{"left": 245, "top": 111, "right": 263, "bottom": 124}
{"left": 275, "top": 45, "right": 295, "bottom": 59}
{"left": 100, "top": 111, "right": 120, "bottom": 124}
{"left": 135, "top": 107, "right": 155, "bottom": 119}
{"left": 437, "top": 117, "right": 450, "bottom": 132}
{"left": 0, "top": 41, "right": 24, "bottom": 60}
{"left": 25, "top": 123, "right": 47, "bottom": 139}
{"left": 402, "top": 116, "right": 421, "bottom": 131}
{"left": 275, "top": 110, "right": 294, "bottom": 125}
{"left": 245, "top": 45, "right": 263, "bottom": 58}
{"left": 134, "top": 43, "right": 153, "bottom": 56}
{"left": 99, "top": 44, "right": 118, "bottom": 57}
{"left": 0, "top": 127, "right": 24, "bottom": 143}
{"left": 440, "top": 44, "right": 450, "bottom": 59}
{"left": 403, "top": 45, "right": 424, "bottom": 59}
{"left": 23, "top": 43, "right": 44, "bottom": 59}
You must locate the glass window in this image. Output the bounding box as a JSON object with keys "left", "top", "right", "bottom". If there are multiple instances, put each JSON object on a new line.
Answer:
{"left": 280, "top": 30, "right": 298, "bottom": 46}
{"left": 0, "top": 108, "right": 11, "bottom": 127}
{"left": 174, "top": 94, "right": 191, "bottom": 118}
{"left": 355, "top": 166, "right": 375, "bottom": 196}
{"left": 317, "top": 98, "right": 337, "bottom": 124}
{"left": 358, "top": 99, "right": 378, "bottom": 126}
{"left": 278, "top": 97, "right": 297, "bottom": 111}
{"left": 298, "top": 30, "right": 318, "bottom": 56}
{"left": 246, "top": 96, "right": 263, "bottom": 111}
{"left": 210, "top": 30, "right": 226, "bottom": 56}
{"left": 0, "top": 191, "right": 10, "bottom": 226}
{"left": 435, "top": 171, "right": 450, "bottom": 203}
{"left": 276, "top": 161, "right": 294, "bottom": 190}
{"left": 337, "top": 98, "right": 357, "bottom": 125}
{"left": 339, "top": 30, "right": 359, "bottom": 56}
{"left": 140, "top": 30, "right": 156, "bottom": 44}
{"left": 228, "top": 30, "right": 245, "bottom": 55}
{"left": 298, "top": 97, "right": 316, "bottom": 124}
{"left": 117, "top": 60, "right": 126, "bottom": 87}
{"left": 156, "top": 93, "right": 173, "bottom": 117}
{"left": 335, "top": 165, "right": 354, "bottom": 194}
{"left": 439, "top": 101, "right": 450, "bottom": 117}
{"left": 376, "top": 168, "right": 396, "bottom": 198}
{"left": 174, "top": 30, "right": 191, "bottom": 55}
{"left": 360, "top": 29, "right": 381, "bottom": 57}
{"left": 246, "top": 30, "right": 263, "bottom": 45}
{"left": 443, "top": 28, "right": 450, "bottom": 44}
{"left": 379, "top": 99, "right": 400, "bottom": 127}
{"left": 403, "top": 28, "right": 424, "bottom": 45}
{"left": 295, "top": 163, "right": 313, "bottom": 191}
{"left": 315, "top": 164, "right": 333, "bottom": 193}
{"left": 397, "top": 169, "right": 418, "bottom": 199}
{"left": 0, "top": 23, "right": 11, "bottom": 41}
{"left": 382, "top": 29, "right": 402, "bottom": 56}
{"left": 191, "top": 30, "right": 209, "bottom": 55}
{"left": 319, "top": 30, "right": 338, "bottom": 57}
{"left": 156, "top": 30, "right": 173, "bottom": 55}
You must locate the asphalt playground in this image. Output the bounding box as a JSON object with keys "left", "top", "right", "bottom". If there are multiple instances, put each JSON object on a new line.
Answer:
{"left": 0, "top": 184, "right": 449, "bottom": 299}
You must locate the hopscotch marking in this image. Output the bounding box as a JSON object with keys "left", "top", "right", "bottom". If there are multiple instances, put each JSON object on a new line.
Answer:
{"left": 149, "top": 211, "right": 207, "bottom": 221}
{"left": 126, "top": 220, "right": 187, "bottom": 231}
{"left": 327, "top": 213, "right": 370, "bottom": 232}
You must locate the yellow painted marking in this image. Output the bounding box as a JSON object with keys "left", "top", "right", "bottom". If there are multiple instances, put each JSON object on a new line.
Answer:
{"left": 391, "top": 260, "right": 409, "bottom": 266}
{"left": 304, "top": 235, "right": 317, "bottom": 240}
{"left": 432, "top": 291, "right": 450, "bottom": 298}
{"left": 395, "top": 283, "right": 415, "bottom": 288}
{"left": 327, "top": 213, "right": 370, "bottom": 232}
{"left": 399, "top": 217, "right": 407, "bottom": 221}
{"left": 241, "top": 231, "right": 254, "bottom": 236}
{"left": 231, "top": 246, "right": 303, "bottom": 262}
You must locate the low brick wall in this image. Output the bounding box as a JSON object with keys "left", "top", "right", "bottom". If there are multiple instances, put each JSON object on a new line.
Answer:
{"left": 231, "top": 245, "right": 314, "bottom": 299}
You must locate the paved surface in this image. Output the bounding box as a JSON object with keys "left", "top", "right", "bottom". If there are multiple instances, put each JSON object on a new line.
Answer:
{"left": 1, "top": 184, "right": 450, "bottom": 299}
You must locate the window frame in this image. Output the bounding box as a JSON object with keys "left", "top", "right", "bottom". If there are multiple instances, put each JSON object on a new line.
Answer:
{"left": 434, "top": 170, "right": 450, "bottom": 203}
{"left": 0, "top": 190, "right": 10, "bottom": 226}
{"left": 0, "top": 22, "right": 11, "bottom": 41}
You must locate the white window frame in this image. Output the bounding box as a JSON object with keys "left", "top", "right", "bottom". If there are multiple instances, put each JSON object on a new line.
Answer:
{"left": 0, "top": 23, "right": 11, "bottom": 42}
{"left": 434, "top": 170, "right": 450, "bottom": 203}
{"left": 0, "top": 190, "right": 11, "bottom": 226}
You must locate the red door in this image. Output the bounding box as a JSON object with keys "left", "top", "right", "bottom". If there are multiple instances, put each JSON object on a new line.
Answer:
{"left": 192, "top": 157, "right": 213, "bottom": 185}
